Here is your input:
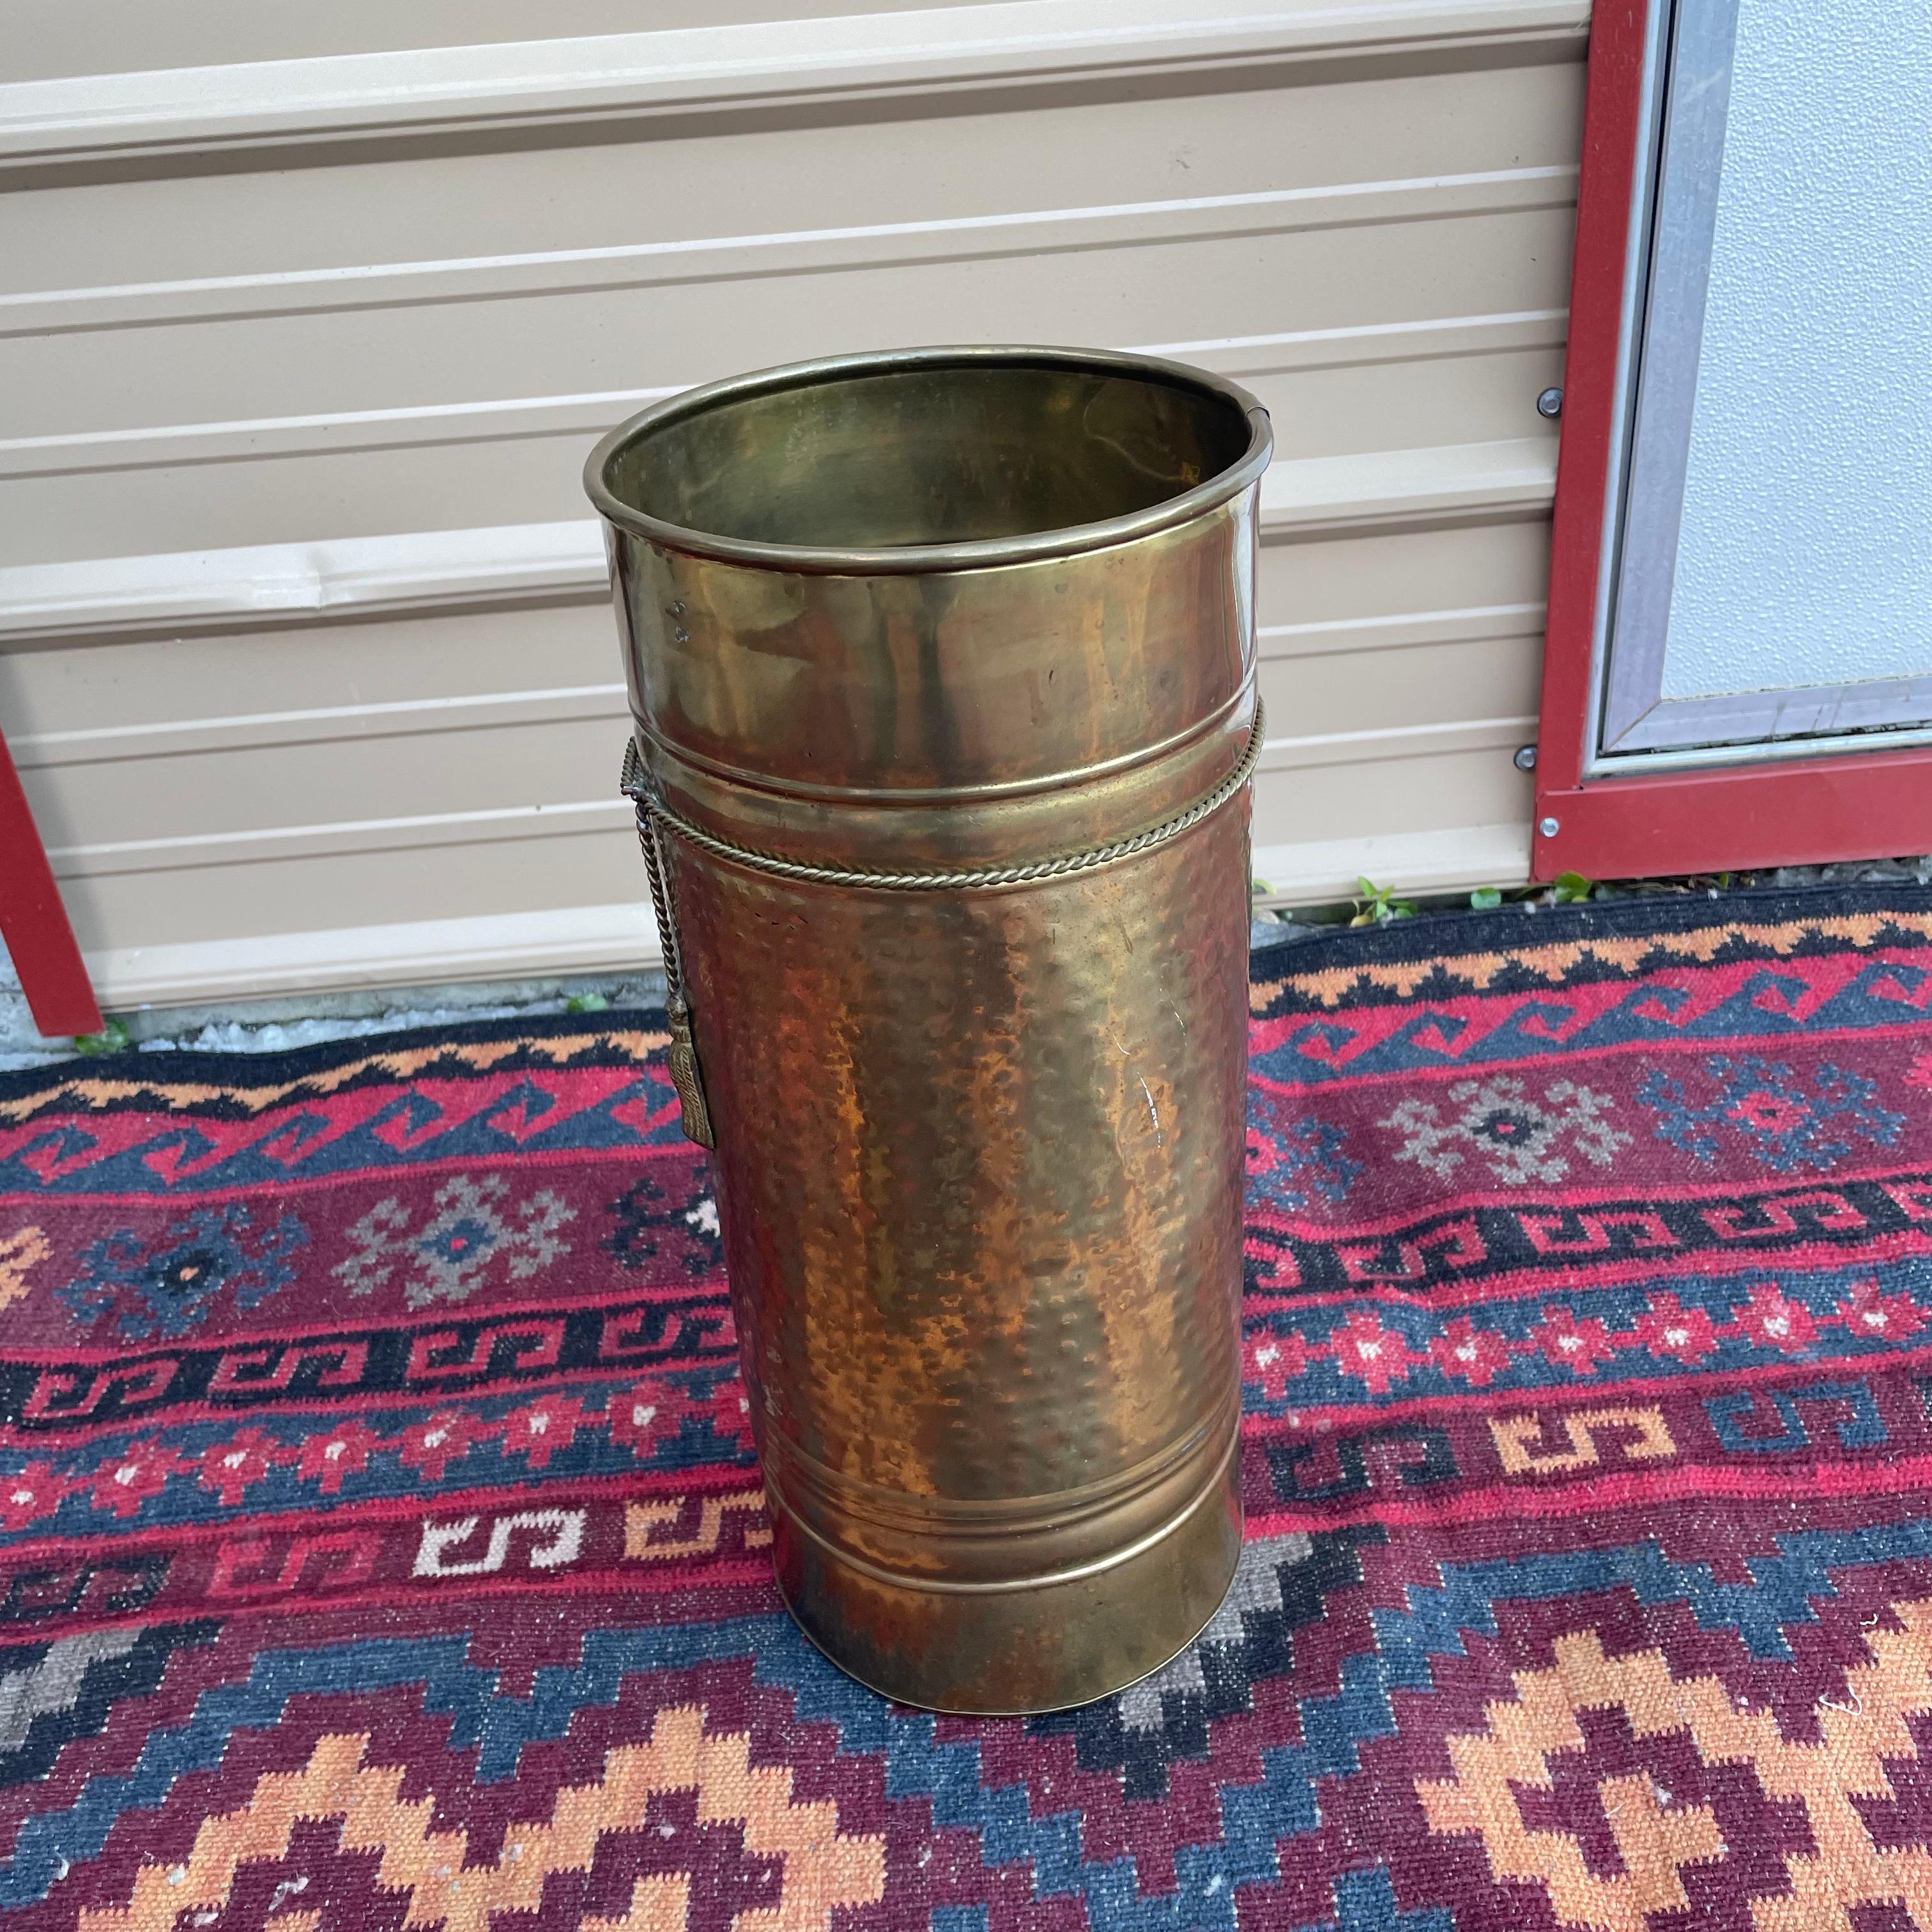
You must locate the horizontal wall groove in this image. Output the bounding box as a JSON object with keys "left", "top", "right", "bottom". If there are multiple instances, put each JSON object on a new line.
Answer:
{"left": 0, "top": 390, "right": 681, "bottom": 481}
{"left": 1260, "top": 713, "right": 1536, "bottom": 772}
{"left": 1169, "top": 308, "right": 1567, "bottom": 376}
{"left": 45, "top": 798, "right": 633, "bottom": 878}
{"left": 0, "top": 170, "right": 1575, "bottom": 340}
{"left": 0, "top": 439, "right": 1558, "bottom": 645}
{"left": 1, "top": 0, "right": 1590, "bottom": 172}
{"left": 10, "top": 685, "right": 629, "bottom": 768}
{"left": 0, "top": 312, "right": 1565, "bottom": 479}
{"left": 44, "top": 723, "right": 1535, "bottom": 873}
{"left": 1257, "top": 601, "right": 1547, "bottom": 661}
{"left": 40, "top": 716, "right": 1539, "bottom": 877}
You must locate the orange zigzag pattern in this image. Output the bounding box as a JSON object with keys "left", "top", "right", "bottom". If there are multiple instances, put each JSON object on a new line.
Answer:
{"left": 79, "top": 1705, "right": 884, "bottom": 1932}
{"left": 1420, "top": 1597, "right": 1932, "bottom": 1932}
{"left": 1252, "top": 910, "right": 1932, "bottom": 1011}
{"left": 0, "top": 1029, "right": 668, "bottom": 1126}
{"left": 0, "top": 1225, "right": 49, "bottom": 1314}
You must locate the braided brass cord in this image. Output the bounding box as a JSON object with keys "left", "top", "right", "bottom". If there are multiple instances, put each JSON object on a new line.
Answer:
{"left": 630, "top": 800, "right": 686, "bottom": 1003}
{"left": 619, "top": 737, "right": 715, "bottom": 1147}
{"left": 625, "top": 702, "right": 1264, "bottom": 893}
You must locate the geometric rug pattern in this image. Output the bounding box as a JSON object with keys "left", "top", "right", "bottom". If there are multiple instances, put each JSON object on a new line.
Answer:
{"left": 6, "top": 885, "right": 1932, "bottom": 1928}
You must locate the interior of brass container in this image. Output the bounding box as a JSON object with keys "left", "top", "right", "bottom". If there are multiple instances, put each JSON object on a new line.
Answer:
{"left": 600, "top": 358, "right": 1254, "bottom": 550}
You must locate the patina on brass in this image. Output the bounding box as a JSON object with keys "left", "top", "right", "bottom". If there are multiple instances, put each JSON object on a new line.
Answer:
{"left": 587, "top": 347, "right": 1271, "bottom": 1714}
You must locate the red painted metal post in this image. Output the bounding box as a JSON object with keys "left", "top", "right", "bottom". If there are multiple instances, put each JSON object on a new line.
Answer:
{"left": 1537, "top": 747, "right": 1932, "bottom": 882}
{"left": 0, "top": 726, "right": 103, "bottom": 1037}
{"left": 1533, "top": 0, "right": 1652, "bottom": 815}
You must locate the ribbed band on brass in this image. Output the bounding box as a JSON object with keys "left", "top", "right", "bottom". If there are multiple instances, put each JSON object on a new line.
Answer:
{"left": 757, "top": 1388, "right": 1241, "bottom": 1595}
{"left": 624, "top": 700, "right": 1264, "bottom": 893}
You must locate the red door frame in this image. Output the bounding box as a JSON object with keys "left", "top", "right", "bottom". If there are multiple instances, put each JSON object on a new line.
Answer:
{"left": 0, "top": 728, "right": 103, "bottom": 1038}
{"left": 1531, "top": 0, "right": 1932, "bottom": 883}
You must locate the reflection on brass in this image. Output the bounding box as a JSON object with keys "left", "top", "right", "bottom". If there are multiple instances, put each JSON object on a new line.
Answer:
{"left": 588, "top": 347, "right": 1272, "bottom": 1713}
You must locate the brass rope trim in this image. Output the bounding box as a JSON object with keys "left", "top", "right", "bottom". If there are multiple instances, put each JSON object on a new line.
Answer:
{"left": 621, "top": 740, "right": 716, "bottom": 1147}
{"left": 623, "top": 700, "right": 1263, "bottom": 893}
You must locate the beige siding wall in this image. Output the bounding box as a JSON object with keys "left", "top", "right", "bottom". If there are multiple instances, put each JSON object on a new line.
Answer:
{"left": 0, "top": 2, "right": 1584, "bottom": 1008}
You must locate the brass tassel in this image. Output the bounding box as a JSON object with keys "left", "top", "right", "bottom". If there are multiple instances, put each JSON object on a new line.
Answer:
{"left": 664, "top": 990, "right": 716, "bottom": 1149}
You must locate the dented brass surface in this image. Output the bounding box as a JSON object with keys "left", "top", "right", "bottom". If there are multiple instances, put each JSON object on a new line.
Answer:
{"left": 589, "top": 347, "right": 1270, "bottom": 1712}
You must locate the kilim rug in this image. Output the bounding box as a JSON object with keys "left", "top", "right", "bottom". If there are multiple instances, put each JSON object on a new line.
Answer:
{"left": 6, "top": 886, "right": 1932, "bottom": 1930}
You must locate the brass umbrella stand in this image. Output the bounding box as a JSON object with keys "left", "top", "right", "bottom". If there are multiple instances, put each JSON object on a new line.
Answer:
{"left": 589, "top": 346, "right": 1271, "bottom": 1713}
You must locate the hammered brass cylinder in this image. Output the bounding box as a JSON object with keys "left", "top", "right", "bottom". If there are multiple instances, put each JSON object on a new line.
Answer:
{"left": 587, "top": 348, "right": 1271, "bottom": 1713}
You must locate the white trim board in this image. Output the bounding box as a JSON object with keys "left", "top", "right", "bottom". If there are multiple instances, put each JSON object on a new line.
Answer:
{"left": 1252, "top": 820, "right": 1532, "bottom": 907}
{"left": 85, "top": 901, "right": 662, "bottom": 1011}
{"left": 1, "top": 0, "right": 1588, "bottom": 170}
{"left": 0, "top": 439, "right": 1556, "bottom": 645}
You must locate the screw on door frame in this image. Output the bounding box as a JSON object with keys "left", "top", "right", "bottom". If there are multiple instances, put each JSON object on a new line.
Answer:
{"left": 1514, "top": 745, "right": 1538, "bottom": 771}
{"left": 1538, "top": 816, "right": 1561, "bottom": 838}
{"left": 1537, "top": 388, "right": 1564, "bottom": 420}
